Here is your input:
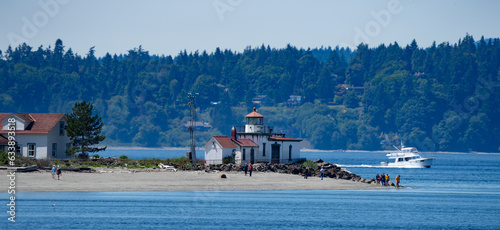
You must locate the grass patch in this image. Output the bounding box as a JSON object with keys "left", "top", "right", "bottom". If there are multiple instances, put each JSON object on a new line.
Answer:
{"left": 299, "top": 159, "right": 318, "bottom": 169}
{"left": 1, "top": 154, "right": 199, "bottom": 170}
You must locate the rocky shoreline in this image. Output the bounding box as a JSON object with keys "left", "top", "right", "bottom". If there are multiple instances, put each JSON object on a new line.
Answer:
{"left": 61, "top": 158, "right": 373, "bottom": 183}
{"left": 159, "top": 159, "right": 390, "bottom": 186}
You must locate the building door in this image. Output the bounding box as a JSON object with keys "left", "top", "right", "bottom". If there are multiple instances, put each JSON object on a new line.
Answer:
{"left": 271, "top": 143, "right": 280, "bottom": 164}
{"left": 250, "top": 148, "right": 255, "bottom": 164}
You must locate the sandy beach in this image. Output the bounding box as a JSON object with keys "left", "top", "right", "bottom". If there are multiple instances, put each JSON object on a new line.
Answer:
{"left": 2, "top": 168, "right": 386, "bottom": 192}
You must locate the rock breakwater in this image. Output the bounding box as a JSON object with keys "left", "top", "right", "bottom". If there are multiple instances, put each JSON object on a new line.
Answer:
{"left": 167, "top": 159, "right": 376, "bottom": 184}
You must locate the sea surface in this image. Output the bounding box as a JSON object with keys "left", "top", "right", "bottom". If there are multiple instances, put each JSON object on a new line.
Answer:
{"left": 3, "top": 149, "right": 500, "bottom": 229}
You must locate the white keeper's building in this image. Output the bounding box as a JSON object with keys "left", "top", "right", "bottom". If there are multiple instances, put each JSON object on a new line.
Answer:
{"left": 0, "top": 113, "right": 71, "bottom": 159}
{"left": 204, "top": 108, "right": 302, "bottom": 165}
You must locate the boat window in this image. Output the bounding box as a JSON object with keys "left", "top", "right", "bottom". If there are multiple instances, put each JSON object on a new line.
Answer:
{"left": 397, "top": 158, "right": 403, "bottom": 162}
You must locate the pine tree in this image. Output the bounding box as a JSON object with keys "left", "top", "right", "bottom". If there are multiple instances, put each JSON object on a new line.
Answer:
{"left": 66, "top": 101, "right": 106, "bottom": 158}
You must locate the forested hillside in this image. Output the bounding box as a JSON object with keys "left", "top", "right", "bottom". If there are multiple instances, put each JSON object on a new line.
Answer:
{"left": 1, "top": 35, "right": 499, "bottom": 152}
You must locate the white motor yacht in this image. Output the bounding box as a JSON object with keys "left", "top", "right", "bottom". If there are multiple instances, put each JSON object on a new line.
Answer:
{"left": 381, "top": 144, "right": 434, "bottom": 168}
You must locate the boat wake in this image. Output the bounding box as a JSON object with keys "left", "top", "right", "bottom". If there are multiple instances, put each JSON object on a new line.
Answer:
{"left": 336, "top": 164, "right": 426, "bottom": 169}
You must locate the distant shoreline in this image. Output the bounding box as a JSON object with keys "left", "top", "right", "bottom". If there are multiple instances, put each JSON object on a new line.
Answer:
{"left": 105, "top": 146, "right": 500, "bottom": 155}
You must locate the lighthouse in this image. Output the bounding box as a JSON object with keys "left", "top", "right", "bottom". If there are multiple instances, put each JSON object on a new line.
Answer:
{"left": 245, "top": 107, "right": 265, "bottom": 133}
{"left": 204, "top": 108, "right": 302, "bottom": 165}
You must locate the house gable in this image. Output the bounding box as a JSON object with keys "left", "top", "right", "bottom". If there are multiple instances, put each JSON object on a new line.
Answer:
{"left": 2, "top": 114, "right": 31, "bottom": 131}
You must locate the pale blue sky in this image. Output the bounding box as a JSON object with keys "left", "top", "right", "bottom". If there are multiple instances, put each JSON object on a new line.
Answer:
{"left": 1, "top": 0, "right": 499, "bottom": 57}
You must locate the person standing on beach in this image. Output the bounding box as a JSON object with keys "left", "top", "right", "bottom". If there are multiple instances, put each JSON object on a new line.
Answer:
{"left": 395, "top": 175, "right": 400, "bottom": 188}
{"left": 386, "top": 174, "right": 390, "bottom": 185}
{"left": 380, "top": 173, "right": 385, "bottom": 185}
{"left": 56, "top": 165, "right": 62, "bottom": 180}
{"left": 244, "top": 164, "right": 248, "bottom": 176}
{"left": 320, "top": 167, "right": 324, "bottom": 180}
{"left": 51, "top": 165, "right": 56, "bottom": 179}
{"left": 249, "top": 164, "right": 253, "bottom": 177}
{"left": 303, "top": 168, "right": 308, "bottom": 179}
{"left": 376, "top": 173, "right": 380, "bottom": 184}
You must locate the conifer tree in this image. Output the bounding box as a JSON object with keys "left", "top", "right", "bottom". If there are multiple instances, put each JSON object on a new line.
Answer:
{"left": 66, "top": 101, "right": 106, "bottom": 158}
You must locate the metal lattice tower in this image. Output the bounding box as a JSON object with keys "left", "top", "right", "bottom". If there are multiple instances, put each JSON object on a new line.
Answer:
{"left": 188, "top": 93, "right": 198, "bottom": 165}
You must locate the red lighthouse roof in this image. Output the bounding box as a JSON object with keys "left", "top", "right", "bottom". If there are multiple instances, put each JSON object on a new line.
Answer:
{"left": 245, "top": 107, "right": 264, "bottom": 118}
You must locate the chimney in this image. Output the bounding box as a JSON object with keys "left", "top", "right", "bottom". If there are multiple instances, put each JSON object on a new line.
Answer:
{"left": 231, "top": 125, "right": 237, "bottom": 140}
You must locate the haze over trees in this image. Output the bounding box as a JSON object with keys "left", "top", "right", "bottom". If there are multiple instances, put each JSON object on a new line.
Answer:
{"left": 0, "top": 35, "right": 499, "bottom": 152}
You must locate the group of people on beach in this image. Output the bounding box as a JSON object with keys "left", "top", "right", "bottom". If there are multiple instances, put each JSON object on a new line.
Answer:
{"left": 51, "top": 165, "right": 62, "bottom": 180}
{"left": 244, "top": 163, "right": 253, "bottom": 177}
{"left": 376, "top": 173, "right": 400, "bottom": 188}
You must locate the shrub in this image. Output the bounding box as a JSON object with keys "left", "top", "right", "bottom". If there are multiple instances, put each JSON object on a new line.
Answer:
{"left": 166, "top": 156, "right": 189, "bottom": 165}
{"left": 36, "top": 159, "right": 52, "bottom": 168}
{"left": 185, "top": 163, "right": 194, "bottom": 170}
{"left": 301, "top": 160, "right": 317, "bottom": 169}
{"left": 0, "top": 150, "right": 8, "bottom": 165}
{"left": 119, "top": 155, "right": 128, "bottom": 160}
{"left": 222, "top": 155, "right": 234, "bottom": 164}
{"left": 92, "top": 154, "right": 100, "bottom": 158}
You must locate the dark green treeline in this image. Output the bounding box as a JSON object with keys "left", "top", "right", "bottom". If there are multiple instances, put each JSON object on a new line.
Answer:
{"left": 1, "top": 35, "right": 499, "bottom": 152}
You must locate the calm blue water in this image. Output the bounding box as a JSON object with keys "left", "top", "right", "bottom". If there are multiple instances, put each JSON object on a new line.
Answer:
{"left": 3, "top": 150, "right": 500, "bottom": 229}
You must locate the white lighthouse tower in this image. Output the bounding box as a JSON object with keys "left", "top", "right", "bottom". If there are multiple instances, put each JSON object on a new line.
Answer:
{"left": 245, "top": 107, "right": 265, "bottom": 133}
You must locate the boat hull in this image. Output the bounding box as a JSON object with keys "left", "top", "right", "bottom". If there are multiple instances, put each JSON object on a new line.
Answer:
{"left": 381, "top": 158, "right": 433, "bottom": 168}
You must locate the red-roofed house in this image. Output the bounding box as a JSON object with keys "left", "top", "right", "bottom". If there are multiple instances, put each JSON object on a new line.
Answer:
{"left": 204, "top": 108, "right": 302, "bottom": 165}
{"left": 0, "top": 113, "right": 71, "bottom": 159}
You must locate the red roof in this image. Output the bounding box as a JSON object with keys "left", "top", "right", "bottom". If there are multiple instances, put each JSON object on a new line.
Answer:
{"left": 213, "top": 136, "right": 237, "bottom": 148}
{"left": 211, "top": 136, "right": 259, "bottom": 148}
{"left": 15, "top": 114, "right": 34, "bottom": 122}
{"left": 245, "top": 107, "right": 264, "bottom": 118}
{"left": 232, "top": 138, "right": 259, "bottom": 147}
{"left": 269, "top": 136, "right": 303, "bottom": 142}
{"left": 0, "top": 134, "right": 9, "bottom": 145}
{"left": 0, "top": 113, "right": 65, "bottom": 134}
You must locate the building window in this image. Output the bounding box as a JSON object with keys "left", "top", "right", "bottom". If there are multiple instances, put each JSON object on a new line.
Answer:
{"left": 16, "top": 145, "right": 22, "bottom": 155}
{"left": 263, "top": 143, "right": 266, "bottom": 156}
{"left": 243, "top": 149, "right": 246, "bottom": 160}
{"left": 28, "top": 143, "right": 36, "bottom": 157}
{"left": 289, "top": 145, "right": 292, "bottom": 161}
{"left": 60, "top": 121, "right": 65, "bottom": 136}
{"left": 52, "top": 143, "right": 57, "bottom": 157}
